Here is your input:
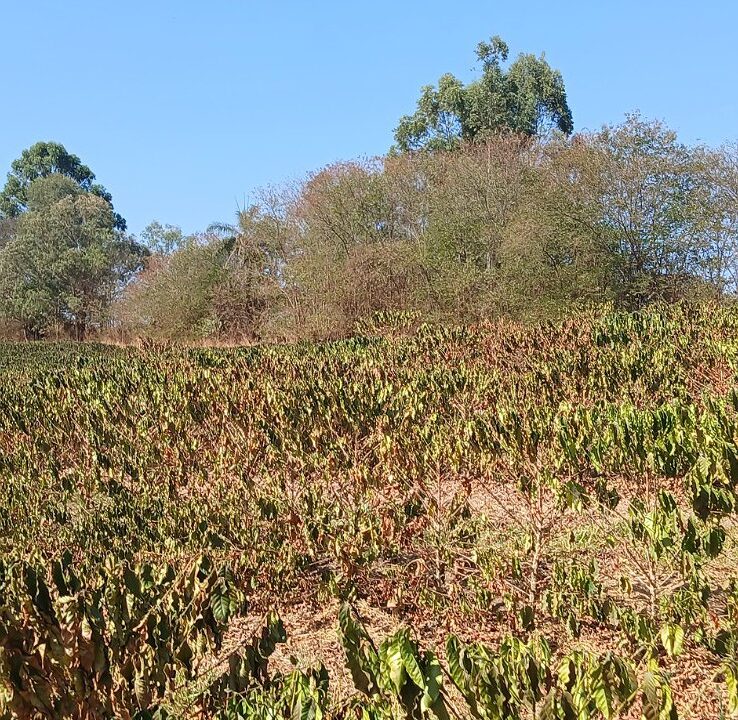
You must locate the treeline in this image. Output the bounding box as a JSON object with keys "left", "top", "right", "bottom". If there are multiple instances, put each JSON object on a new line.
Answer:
{"left": 117, "top": 115, "right": 738, "bottom": 341}
{"left": 1, "top": 36, "right": 737, "bottom": 342}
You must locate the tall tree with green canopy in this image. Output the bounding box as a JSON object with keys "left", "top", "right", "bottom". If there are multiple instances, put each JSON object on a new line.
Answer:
{"left": 0, "top": 174, "right": 145, "bottom": 339}
{"left": 0, "top": 141, "right": 126, "bottom": 230}
{"left": 394, "top": 36, "right": 573, "bottom": 152}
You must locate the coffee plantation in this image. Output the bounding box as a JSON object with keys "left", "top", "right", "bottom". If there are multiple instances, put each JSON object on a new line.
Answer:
{"left": 2, "top": 305, "right": 738, "bottom": 717}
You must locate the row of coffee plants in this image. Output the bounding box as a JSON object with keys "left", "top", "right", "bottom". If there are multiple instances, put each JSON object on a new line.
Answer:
{"left": 0, "top": 553, "right": 678, "bottom": 720}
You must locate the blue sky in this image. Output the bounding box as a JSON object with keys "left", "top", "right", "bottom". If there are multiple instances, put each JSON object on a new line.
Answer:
{"left": 2, "top": 1, "right": 736, "bottom": 237}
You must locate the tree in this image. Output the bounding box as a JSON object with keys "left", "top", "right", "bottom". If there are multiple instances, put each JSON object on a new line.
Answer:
{"left": 570, "top": 115, "right": 713, "bottom": 306}
{"left": 394, "top": 36, "right": 573, "bottom": 152}
{"left": 695, "top": 144, "right": 738, "bottom": 294}
{"left": 207, "top": 200, "right": 291, "bottom": 338}
{"left": 0, "top": 141, "right": 126, "bottom": 230}
{"left": 286, "top": 160, "right": 421, "bottom": 335}
{"left": 140, "top": 220, "right": 187, "bottom": 255}
{"left": 0, "top": 174, "right": 145, "bottom": 339}
{"left": 498, "top": 115, "right": 729, "bottom": 311}
{"left": 117, "top": 234, "right": 231, "bottom": 340}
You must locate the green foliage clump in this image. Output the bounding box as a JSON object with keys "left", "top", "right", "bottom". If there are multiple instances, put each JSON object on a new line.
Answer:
{"left": 393, "top": 36, "right": 573, "bottom": 152}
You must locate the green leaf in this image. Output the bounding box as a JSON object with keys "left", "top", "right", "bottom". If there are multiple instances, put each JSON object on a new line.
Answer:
{"left": 380, "top": 635, "right": 406, "bottom": 694}
{"left": 592, "top": 676, "right": 613, "bottom": 718}
{"left": 420, "top": 652, "right": 443, "bottom": 711}
{"left": 724, "top": 659, "right": 738, "bottom": 715}
{"left": 124, "top": 568, "right": 142, "bottom": 598}
{"left": 339, "top": 604, "right": 378, "bottom": 696}
{"left": 399, "top": 634, "right": 425, "bottom": 688}
{"left": 660, "top": 624, "right": 684, "bottom": 658}
{"left": 445, "top": 636, "right": 467, "bottom": 691}
{"left": 211, "top": 581, "right": 237, "bottom": 624}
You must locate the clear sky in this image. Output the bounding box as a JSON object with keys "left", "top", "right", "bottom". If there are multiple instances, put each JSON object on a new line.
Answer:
{"left": 2, "top": 1, "right": 736, "bottom": 237}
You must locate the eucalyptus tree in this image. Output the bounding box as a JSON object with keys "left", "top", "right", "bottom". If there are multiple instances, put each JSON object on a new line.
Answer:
{"left": 0, "top": 174, "right": 144, "bottom": 339}
{"left": 394, "top": 36, "right": 573, "bottom": 152}
{"left": 0, "top": 141, "right": 126, "bottom": 230}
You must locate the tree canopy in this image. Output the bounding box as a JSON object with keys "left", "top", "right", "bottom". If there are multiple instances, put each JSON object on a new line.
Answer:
{"left": 394, "top": 36, "right": 573, "bottom": 152}
{"left": 0, "top": 173, "right": 145, "bottom": 338}
{"left": 0, "top": 141, "right": 126, "bottom": 230}
{"left": 140, "top": 221, "right": 187, "bottom": 255}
